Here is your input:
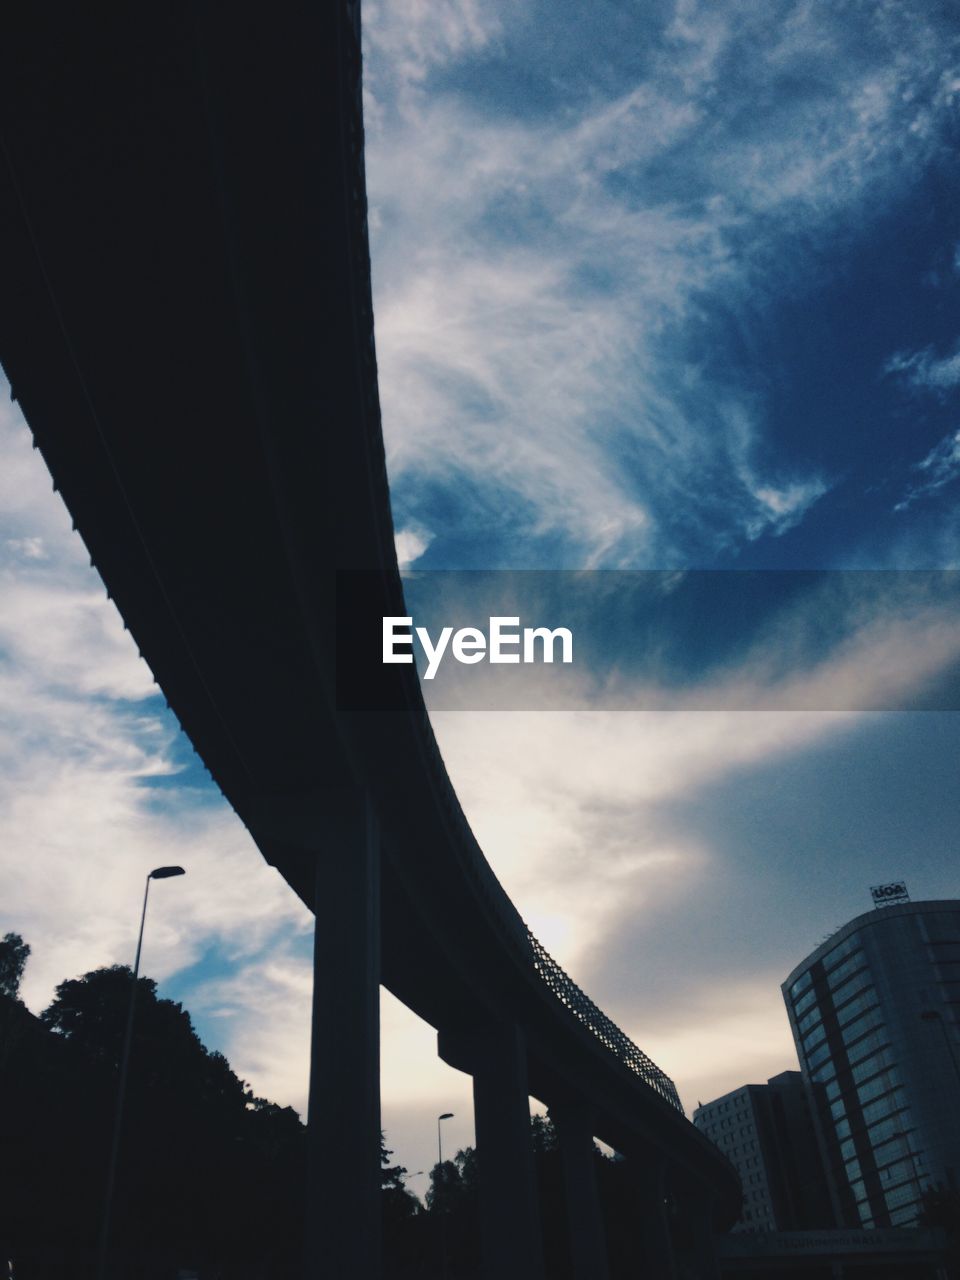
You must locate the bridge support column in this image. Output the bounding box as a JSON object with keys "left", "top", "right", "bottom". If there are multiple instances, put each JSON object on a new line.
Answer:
{"left": 674, "top": 1182, "right": 720, "bottom": 1280}
{"left": 303, "top": 790, "right": 381, "bottom": 1279}
{"left": 635, "top": 1156, "right": 677, "bottom": 1278}
{"left": 439, "top": 1022, "right": 545, "bottom": 1280}
{"left": 691, "top": 1188, "right": 721, "bottom": 1280}
{"left": 550, "top": 1101, "right": 610, "bottom": 1280}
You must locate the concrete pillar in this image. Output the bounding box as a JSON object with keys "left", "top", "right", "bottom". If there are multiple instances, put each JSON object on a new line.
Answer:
{"left": 682, "top": 1185, "right": 720, "bottom": 1280}
{"left": 635, "top": 1156, "right": 677, "bottom": 1278}
{"left": 303, "top": 790, "right": 381, "bottom": 1279}
{"left": 550, "top": 1101, "right": 610, "bottom": 1280}
{"left": 439, "top": 1022, "right": 545, "bottom": 1280}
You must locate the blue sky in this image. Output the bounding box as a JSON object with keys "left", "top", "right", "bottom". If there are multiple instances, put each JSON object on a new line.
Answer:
{"left": 366, "top": 0, "right": 960, "bottom": 572}
{"left": 2, "top": 0, "right": 960, "bottom": 1190}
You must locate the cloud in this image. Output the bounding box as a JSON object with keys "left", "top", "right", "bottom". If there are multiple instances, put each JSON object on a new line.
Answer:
{"left": 0, "top": 399, "right": 313, "bottom": 1052}
{"left": 365, "top": 0, "right": 958, "bottom": 566}
{"left": 895, "top": 428, "right": 960, "bottom": 511}
{"left": 395, "top": 525, "right": 433, "bottom": 567}
{"left": 885, "top": 341, "right": 960, "bottom": 395}
{"left": 364, "top": 0, "right": 508, "bottom": 92}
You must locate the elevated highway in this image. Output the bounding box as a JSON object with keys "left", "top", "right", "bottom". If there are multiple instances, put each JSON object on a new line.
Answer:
{"left": 0, "top": 3, "right": 740, "bottom": 1275}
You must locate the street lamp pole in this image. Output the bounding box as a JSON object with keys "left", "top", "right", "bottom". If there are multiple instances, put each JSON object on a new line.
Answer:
{"left": 95, "top": 865, "right": 185, "bottom": 1280}
{"left": 438, "top": 1112, "right": 454, "bottom": 1168}
{"left": 436, "top": 1112, "right": 454, "bottom": 1280}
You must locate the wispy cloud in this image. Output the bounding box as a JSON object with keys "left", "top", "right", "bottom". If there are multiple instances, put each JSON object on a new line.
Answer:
{"left": 0, "top": 404, "right": 310, "bottom": 1051}
{"left": 885, "top": 340, "right": 960, "bottom": 395}
{"left": 365, "top": 0, "right": 959, "bottom": 566}
{"left": 895, "top": 428, "right": 960, "bottom": 511}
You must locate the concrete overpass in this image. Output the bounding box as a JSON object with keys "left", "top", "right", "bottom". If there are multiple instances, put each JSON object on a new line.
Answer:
{"left": 0, "top": 3, "right": 740, "bottom": 1276}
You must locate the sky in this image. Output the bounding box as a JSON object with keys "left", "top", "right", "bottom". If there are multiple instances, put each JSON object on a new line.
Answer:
{"left": 2, "top": 0, "right": 960, "bottom": 1193}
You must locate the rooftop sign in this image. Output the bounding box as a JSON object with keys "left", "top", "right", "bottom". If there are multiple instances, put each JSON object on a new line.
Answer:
{"left": 870, "top": 880, "right": 910, "bottom": 909}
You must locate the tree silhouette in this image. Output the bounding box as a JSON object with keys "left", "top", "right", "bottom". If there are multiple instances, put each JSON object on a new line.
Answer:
{"left": 0, "top": 932, "right": 29, "bottom": 999}
{"left": 1, "top": 939, "right": 658, "bottom": 1277}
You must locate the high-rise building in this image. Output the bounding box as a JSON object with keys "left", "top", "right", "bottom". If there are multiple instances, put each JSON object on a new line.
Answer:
{"left": 693, "top": 1071, "right": 836, "bottom": 1231}
{"left": 782, "top": 898, "right": 960, "bottom": 1229}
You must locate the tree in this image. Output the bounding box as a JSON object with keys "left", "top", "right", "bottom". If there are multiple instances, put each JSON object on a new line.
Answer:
{"left": 381, "top": 1133, "right": 420, "bottom": 1222}
{"left": 0, "top": 933, "right": 29, "bottom": 999}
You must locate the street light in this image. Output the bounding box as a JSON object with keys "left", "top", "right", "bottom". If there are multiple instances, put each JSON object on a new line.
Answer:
{"left": 437, "top": 1112, "right": 454, "bottom": 1167}
{"left": 96, "top": 866, "right": 186, "bottom": 1280}
{"left": 436, "top": 1113, "right": 454, "bottom": 1280}
{"left": 920, "top": 1009, "right": 960, "bottom": 1087}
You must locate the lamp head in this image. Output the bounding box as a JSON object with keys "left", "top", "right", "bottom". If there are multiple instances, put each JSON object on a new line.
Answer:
{"left": 438, "top": 1112, "right": 454, "bottom": 1121}
{"left": 150, "top": 865, "right": 186, "bottom": 880}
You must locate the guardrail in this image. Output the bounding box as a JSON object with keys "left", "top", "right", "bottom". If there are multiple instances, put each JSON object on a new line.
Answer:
{"left": 528, "top": 933, "right": 684, "bottom": 1111}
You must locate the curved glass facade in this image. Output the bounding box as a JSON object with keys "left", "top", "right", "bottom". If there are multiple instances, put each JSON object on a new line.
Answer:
{"left": 782, "top": 901, "right": 960, "bottom": 1230}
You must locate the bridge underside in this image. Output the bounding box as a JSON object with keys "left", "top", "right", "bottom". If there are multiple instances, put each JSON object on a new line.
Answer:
{"left": 0, "top": 3, "right": 740, "bottom": 1276}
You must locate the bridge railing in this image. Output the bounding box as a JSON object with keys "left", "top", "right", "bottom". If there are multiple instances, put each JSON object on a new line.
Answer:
{"left": 527, "top": 933, "right": 684, "bottom": 1112}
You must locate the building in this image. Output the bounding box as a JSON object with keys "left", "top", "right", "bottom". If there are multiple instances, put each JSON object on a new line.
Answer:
{"left": 693, "top": 1071, "right": 836, "bottom": 1231}
{"left": 782, "top": 898, "right": 960, "bottom": 1230}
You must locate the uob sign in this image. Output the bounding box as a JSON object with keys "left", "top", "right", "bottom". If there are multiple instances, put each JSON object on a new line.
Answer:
{"left": 870, "top": 881, "right": 909, "bottom": 908}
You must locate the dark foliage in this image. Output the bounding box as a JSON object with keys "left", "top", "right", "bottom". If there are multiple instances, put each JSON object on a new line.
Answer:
{"left": 3, "top": 953, "right": 306, "bottom": 1278}
{"left": 0, "top": 933, "right": 29, "bottom": 999}
{"left": 1, "top": 937, "right": 684, "bottom": 1279}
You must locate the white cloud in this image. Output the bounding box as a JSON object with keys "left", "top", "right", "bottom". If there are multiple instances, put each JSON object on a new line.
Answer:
{"left": 895, "top": 428, "right": 960, "bottom": 510}
{"left": 0, "top": 398, "right": 313, "bottom": 1043}
{"left": 5, "top": 535, "right": 46, "bottom": 560}
{"left": 427, "top": 573, "right": 960, "bottom": 970}
{"left": 364, "top": 0, "right": 509, "bottom": 92}
{"left": 395, "top": 525, "right": 432, "bottom": 567}
{"left": 886, "top": 341, "right": 960, "bottom": 394}
{"left": 366, "top": 2, "right": 957, "bottom": 565}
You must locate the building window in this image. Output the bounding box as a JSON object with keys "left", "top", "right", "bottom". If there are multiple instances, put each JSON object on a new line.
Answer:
{"left": 794, "top": 986, "right": 818, "bottom": 1017}
{"left": 879, "top": 1157, "right": 922, "bottom": 1187}
{"left": 797, "top": 1005, "right": 822, "bottom": 1034}
{"left": 822, "top": 932, "right": 862, "bottom": 970}
{"left": 802, "top": 1022, "right": 828, "bottom": 1054}
{"left": 790, "top": 970, "right": 813, "bottom": 999}
{"left": 841, "top": 1005, "right": 884, "bottom": 1046}
{"left": 826, "top": 951, "right": 866, "bottom": 989}
{"left": 847, "top": 1028, "right": 890, "bottom": 1068}
{"left": 857, "top": 1068, "right": 900, "bottom": 1106}
{"left": 835, "top": 986, "right": 878, "bottom": 1026}
{"left": 848, "top": 1177, "right": 867, "bottom": 1203}
{"left": 861, "top": 1087, "right": 905, "bottom": 1126}
{"left": 872, "top": 1133, "right": 917, "bottom": 1168}
{"left": 867, "top": 1109, "right": 914, "bottom": 1147}
{"left": 806, "top": 1039, "right": 833, "bottom": 1070}
{"left": 811, "top": 1059, "right": 838, "bottom": 1084}
{"left": 884, "top": 1182, "right": 922, "bottom": 1212}
{"left": 889, "top": 1204, "right": 921, "bottom": 1226}
{"left": 832, "top": 968, "right": 874, "bottom": 1009}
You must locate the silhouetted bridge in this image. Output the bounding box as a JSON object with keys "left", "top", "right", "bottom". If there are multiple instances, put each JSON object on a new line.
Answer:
{"left": 0, "top": 4, "right": 740, "bottom": 1276}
